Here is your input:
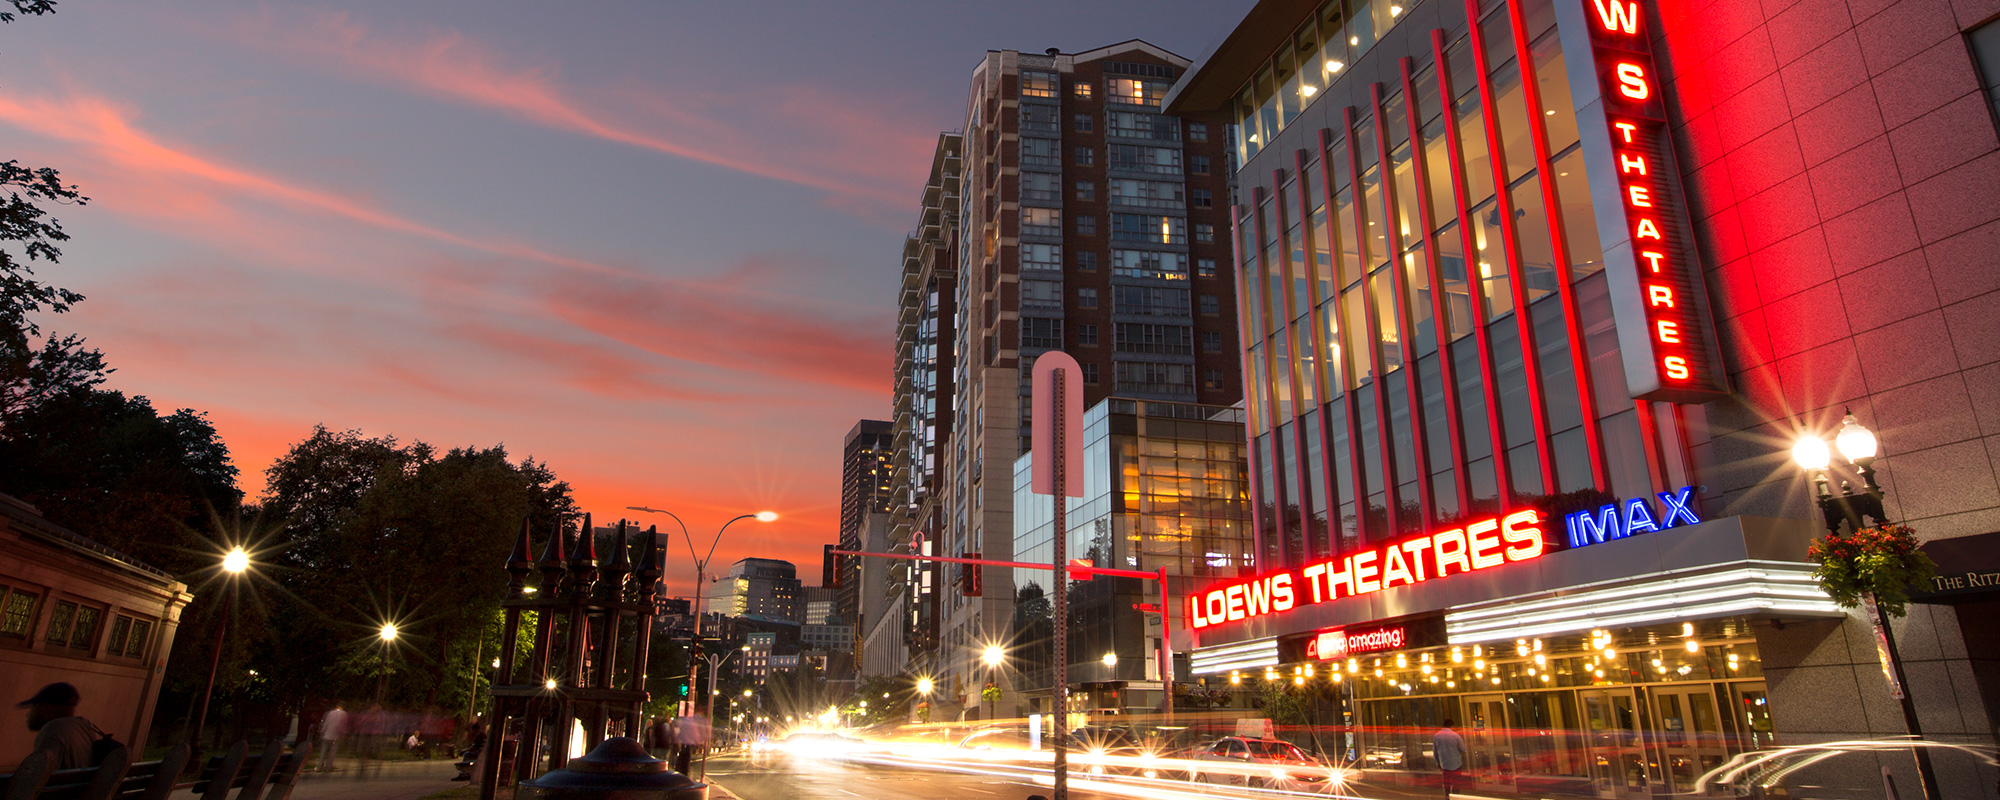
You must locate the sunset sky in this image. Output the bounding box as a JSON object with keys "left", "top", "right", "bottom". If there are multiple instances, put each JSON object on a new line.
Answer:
{"left": 1, "top": 1, "right": 1250, "bottom": 595}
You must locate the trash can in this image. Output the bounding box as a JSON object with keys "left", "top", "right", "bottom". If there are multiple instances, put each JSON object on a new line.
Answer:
{"left": 516, "top": 737, "right": 707, "bottom": 799}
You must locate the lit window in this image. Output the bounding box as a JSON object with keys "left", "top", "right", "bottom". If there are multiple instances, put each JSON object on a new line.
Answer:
{"left": 1022, "top": 71, "right": 1058, "bottom": 98}
{"left": 1195, "top": 223, "right": 1216, "bottom": 243}
{"left": 1197, "top": 258, "right": 1218, "bottom": 278}
{"left": 1074, "top": 81, "right": 1094, "bottom": 100}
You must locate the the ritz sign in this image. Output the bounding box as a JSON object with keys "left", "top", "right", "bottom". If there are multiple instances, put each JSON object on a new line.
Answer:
{"left": 1563, "top": 486, "right": 1701, "bottom": 548}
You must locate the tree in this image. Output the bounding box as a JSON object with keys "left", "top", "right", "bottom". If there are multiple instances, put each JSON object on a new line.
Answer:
{"left": 255, "top": 429, "right": 575, "bottom": 711}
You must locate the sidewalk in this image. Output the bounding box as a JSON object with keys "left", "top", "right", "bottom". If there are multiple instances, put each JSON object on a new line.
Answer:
{"left": 170, "top": 758, "right": 462, "bottom": 800}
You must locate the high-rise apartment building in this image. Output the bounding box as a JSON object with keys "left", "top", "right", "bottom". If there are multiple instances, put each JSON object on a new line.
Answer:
{"left": 837, "top": 420, "right": 893, "bottom": 638}
{"left": 889, "top": 133, "right": 963, "bottom": 677}
{"left": 701, "top": 558, "right": 800, "bottom": 624}
{"left": 932, "top": 41, "right": 1241, "bottom": 713}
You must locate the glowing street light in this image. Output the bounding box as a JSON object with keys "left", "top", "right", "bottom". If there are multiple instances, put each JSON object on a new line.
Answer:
{"left": 222, "top": 547, "right": 249, "bottom": 575}
{"left": 916, "top": 677, "right": 934, "bottom": 696}
{"left": 379, "top": 623, "right": 399, "bottom": 643}
{"left": 982, "top": 644, "right": 1005, "bottom": 667}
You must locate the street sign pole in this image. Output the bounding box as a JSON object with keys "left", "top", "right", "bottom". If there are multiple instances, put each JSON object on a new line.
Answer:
{"left": 1031, "top": 351, "right": 1083, "bottom": 800}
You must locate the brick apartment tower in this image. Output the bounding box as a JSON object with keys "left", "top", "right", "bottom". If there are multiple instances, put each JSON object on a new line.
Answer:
{"left": 934, "top": 41, "right": 1241, "bottom": 712}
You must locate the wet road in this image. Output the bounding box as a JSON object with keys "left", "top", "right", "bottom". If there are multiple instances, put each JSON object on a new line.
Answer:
{"left": 701, "top": 751, "right": 1127, "bottom": 800}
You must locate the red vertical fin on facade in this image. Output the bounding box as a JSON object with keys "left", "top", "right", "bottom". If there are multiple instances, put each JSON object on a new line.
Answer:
{"left": 1250, "top": 187, "right": 1295, "bottom": 566}
{"left": 1230, "top": 207, "right": 1272, "bottom": 567}
{"left": 1321, "top": 127, "right": 1372, "bottom": 552}
{"left": 1270, "top": 164, "right": 1321, "bottom": 559}
{"left": 1401, "top": 54, "right": 1474, "bottom": 520}
{"left": 1344, "top": 104, "right": 1401, "bottom": 540}
{"left": 1371, "top": 79, "right": 1437, "bottom": 528}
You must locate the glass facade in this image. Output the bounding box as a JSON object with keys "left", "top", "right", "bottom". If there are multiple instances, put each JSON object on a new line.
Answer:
{"left": 1226, "top": 0, "right": 1702, "bottom": 568}
{"left": 1009, "top": 399, "right": 1253, "bottom": 709}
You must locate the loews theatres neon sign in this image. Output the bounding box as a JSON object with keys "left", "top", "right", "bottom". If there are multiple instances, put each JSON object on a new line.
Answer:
{"left": 1187, "top": 510, "right": 1545, "bottom": 630}
{"left": 1572, "top": 0, "right": 1729, "bottom": 403}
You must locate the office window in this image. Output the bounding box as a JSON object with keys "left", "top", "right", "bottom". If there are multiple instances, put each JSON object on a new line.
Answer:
{"left": 1189, "top": 122, "right": 1209, "bottom": 142}
{"left": 1076, "top": 181, "right": 1096, "bottom": 201}
{"left": 1080, "top": 324, "right": 1099, "bottom": 346}
{"left": 1192, "top": 189, "right": 1214, "bottom": 208}
{"left": 1083, "top": 363, "right": 1101, "bottom": 384}
{"left": 1075, "top": 251, "right": 1098, "bottom": 272}
{"left": 1075, "top": 146, "right": 1095, "bottom": 165}
{"left": 1197, "top": 258, "right": 1218, "bottom": 278}
{"left": 1076, "top": 215, "right": 1097, "bottom": 235}
{"left": 1195, "top": 223, "right": 1216, "bottom": 243}
{"left": 1078, "top": 287, "right": 1099, "bottom": 309}
{"left": 1074, "top": 80, "right": 1094, "bottom": 99}
{"left": 1191, "top": 155, "right": 1212, "bottom": 174}
{"left": 1204, "top": 368, "right": 1226, "bottom": 390}
{"left": 1074, "top": 114, "right": 1095, "bottom": 132}
{"left": 1202, "top": 331, "right": 1224, "bottom": 353}
{"left": 1200, "top": 294, "right": 1221, "bottom": 315}
{"left": 1022, "top": 71, "right": 1058, "bottom": 98}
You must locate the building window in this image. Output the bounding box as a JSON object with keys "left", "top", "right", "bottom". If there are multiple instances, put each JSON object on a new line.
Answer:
{"left": 1082, "top": 363, "right": 1101, "bottom": 384}
{"left": 1191, "top": 155, "right": 1211, "bottom": 174}
{"left": 1022, "top": 317, "right": 1063, "bottom": 349}
{"left": 1076, "top": 181, "right": 1096, "bottom": 201}
{"left": 1200, "top": 294, "right": 1220, "bottom": 315}
{"left": 1022, "top": 207, "right": 1061, "bottom": 237}
{"left": 1108, "top": 78, "right": 1170, "bottom": 107}
{"left": 1074, "top": 80, "right": 1094, "bottom": 100}
{"left": 1112, "top": 214, "right": 1186, "bottom": 244}
{"left": 1197, "top": 258, "right": 1218, "bottom": 278}
{"left": 1076, "top": 215, "right": 1097, "bottom": 235}
{"left": 68, "top": 606, "right": 99, "bottom": 651}
{"left": 1078, "top": 287, "right": 1099, "bottom": 309}
{"left": 1021, "top": 242, "right": 1062, "bottom": 271}
{"left": 1111, "top": 249, "right": 1189, "bottom": 280}
{"left": 124, "top": 619, "right": 152, "bottom": 658}
{"left": 1075, "top": 251, "right": 1098, "bottom": 272}
{"left": 1109, "top": 111, "right": 1181, "bottom": 140}
{"left": 1074, "top": 113, "right": 1094, "bottom": 132}
{"left": 1108, "top": 178, "right": 1185, "bottom": 209}
{"left": 1022, "top": 172, "right": 1060, "bottom": 202}
{"left": 1022, "top": 138, "right": 1060, "bottom": 167}
{"left": 45, "top": 601, "right": 75, "bottom": 646}
{"left": 1202, "top": 331, "right": 1224, "bottom": 353}
{"left": 1113, "top": 285, "right": 1192, "bottom": 317}
{"left": 1114, "top": 361, "right": 1196, "bottom": 395}
{"left": 1075, "top": 146, "right": 1095, "bottom": 165}
{"left": 1195, "top": 223, "right": 1215, "bottom": 243}
{"left": 1022, "top": 279, "right": 1062, "bottom": 311}
{"left": 1192, "top": 189, "right": 1214, "bottom": 208}
{"left": 1203, "top": 368, "right": 1225, "bottom": 390}
{"left": 1110, "top": 144, "right": 1182, "bottom": 174}
{"left": 1115, "top": 323, "right": 1194, "bottom": 355}
{"left": 1189, "top": 122, "right": 1209, "bottom": 142}
{"left": 1022, "top": 71, "right": 1058, "bottom": 98}
{"left": 1022, "top": 104, "right": 1059, "bottom": 133}
{"left": 0, "top": 588, "right": 35, "bottom": 637}
{"left": 1079, "top": 324, "right": 1099, "bottom": 346}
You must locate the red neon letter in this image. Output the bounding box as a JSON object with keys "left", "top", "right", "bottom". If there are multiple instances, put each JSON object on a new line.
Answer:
{"left": 1501, "top": 510, "right": 1545, "bottom": 561}
{"left": 1648, "top": 285, "right": 1675, "bottom": 307}
{"left": 1635, "top": 218, "right": 1662, "bottom": 240}
{"left": 1619, "top": 152, "right": 1647, "bottom": 174}
{"left": 1613, "top": 121, "right": 1639, "bottom": 143}
{"left": 1353, "top": 550, "right": 1381, "bottom": 594}
{"left": 1640, "top": 251, "right": 1667, "bottom": 272}
{"left": 1400, "top": 538, "right": 1433, "bottom": 581}
{"left": 1382, "top": 546, "right": 1414, "bottom": 588}
{"left": 1656, "top": 319, "right": 1681, "bottom": 344}
{"left": 1467, "top": 518, "right": 1505, "bottom": 569}
{"left": 1301, "top": 563, "right": 1327, "bottom": 604}
{"left": 1664, "top": 356, "right": 1691, "bottom": 380}
{"left": 1628, "top": 185, "right": 1652, "bottom": 207}
{"left": 1433, "top": 529, "right": 1470, "bottom": 576}
{"left": 1616, "top": 63, "right": 1650, "bottom": 100}
{"left": 1273, "top": 573, "right": 1296, "bottom": 611}
{"left": 1189, "top": 596, "right": 1207, "bottom": 629}
{"left": 1592, "top": 0, "right": 1640, "bottom": 33}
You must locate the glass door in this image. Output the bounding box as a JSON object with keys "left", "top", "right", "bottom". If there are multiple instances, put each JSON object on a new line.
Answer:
{"left": 1579, "top": 688, "right": 1649, "bottom": 797}
{"left": 1459, "top": 694, "right": 1514, "bottom": 790}
{"left": 1731, "top": 682, "right": 1776, "bottom": 750}
{"left": 1650, "top": 685, "right": 1728, "bottom": 794}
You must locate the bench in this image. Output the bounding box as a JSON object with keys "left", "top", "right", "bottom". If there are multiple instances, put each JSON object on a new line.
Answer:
{"left": 0, "top": 739, "right": 311, "bottom": 800}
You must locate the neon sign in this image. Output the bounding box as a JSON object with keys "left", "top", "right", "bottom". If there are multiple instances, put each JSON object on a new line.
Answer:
{"left": 1563, "top": 486, "right": 1701, "bottom": 547}
{"left": 1308, "top": 625, "right": 1404, "bottom": 660}
{"left": 1575, "top": 0, "right": 1729, "bottom": 403}
{"left": 1187, "top": 510, "right": 1546, "bottom": 630}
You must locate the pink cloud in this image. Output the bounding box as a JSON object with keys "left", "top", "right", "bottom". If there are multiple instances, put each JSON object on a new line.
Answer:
{"left": 227, "top": 9, "right": 934, "bottom": 215}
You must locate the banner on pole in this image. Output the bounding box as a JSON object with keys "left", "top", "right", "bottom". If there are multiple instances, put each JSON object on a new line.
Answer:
{"left": 1031, "top": 351, "right": 1085, "bottom": 498}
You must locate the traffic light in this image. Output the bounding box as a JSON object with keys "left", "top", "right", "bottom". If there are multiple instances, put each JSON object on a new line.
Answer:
{"left": 677, "top": 682, "right": 690, "bottom": 698}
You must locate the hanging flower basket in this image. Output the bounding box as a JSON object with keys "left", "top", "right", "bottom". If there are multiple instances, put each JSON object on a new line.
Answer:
{"left": 1807, "top": 523, "right": 1936, "bottom": 618}
{"left": 981, "top": 683, "right": 1003, "bottom": 704}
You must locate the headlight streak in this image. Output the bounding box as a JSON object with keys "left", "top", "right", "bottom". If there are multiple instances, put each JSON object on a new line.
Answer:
{"left": 1694, "top": 739, "right": 1998, "bottom": 793}
{"left": 828, "top": 741, "right": 1368, "bottom": 799}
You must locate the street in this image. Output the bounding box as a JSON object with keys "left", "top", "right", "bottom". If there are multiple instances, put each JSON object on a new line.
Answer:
{"left": 702, "top": 750, "right": 1138, "bottom": 800}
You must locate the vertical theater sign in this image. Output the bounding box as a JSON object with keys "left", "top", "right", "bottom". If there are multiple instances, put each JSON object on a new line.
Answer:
{"left": 1560, "top": 0, "right": 1729, "bottom": 403}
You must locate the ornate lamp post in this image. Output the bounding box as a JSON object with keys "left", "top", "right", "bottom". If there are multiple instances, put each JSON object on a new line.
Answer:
{"left": 1793, "top": 412, "right": 1938, "bottom": 800}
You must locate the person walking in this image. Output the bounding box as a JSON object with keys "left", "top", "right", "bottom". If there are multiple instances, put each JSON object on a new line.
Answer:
{"left": 317, "top": 706, "right": 348, "bottom": 770}
{"left": 1433, "top": 718, "right": 1466, "bottom": 797}
{"left": 16, "top": 682, "right": 100, "bottom": 770}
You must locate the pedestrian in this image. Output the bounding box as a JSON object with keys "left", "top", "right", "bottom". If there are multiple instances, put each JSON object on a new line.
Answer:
{"left": 1433, "top": 718, "right": 1466, "bottom": 797}
{"left": 16, "top": 682, "right": 101, "bottom": 771}
{"left": 318, "top": 706, "right": 348, "bottom": 770}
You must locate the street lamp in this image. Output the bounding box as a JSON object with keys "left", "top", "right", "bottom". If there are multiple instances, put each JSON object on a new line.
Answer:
{"left": 376, "top": 621, "right": 401, "bottom": 705}
{"left": 982, "top": 644, "right": 1005, "bottom": 667}
{"left": 379, "top": 623, "right": 398, "bottom": 643}
{"left": 191, "top": 546, "right": 252, "bottom": 752}
{"left": 626, "top": 507, "right": 778, "bottom": 716}
{"left": 1793, "top": 413, "right": 1937, "bottom": 800}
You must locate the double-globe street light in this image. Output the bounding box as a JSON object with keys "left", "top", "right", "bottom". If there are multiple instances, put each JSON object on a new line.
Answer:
{"left": 1793, "top": 412, "right": 1938, "bottom": 800}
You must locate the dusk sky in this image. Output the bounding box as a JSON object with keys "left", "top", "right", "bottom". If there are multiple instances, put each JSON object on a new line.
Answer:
{"left": 2, "top": 1, "right": 1251, "bottom": 595}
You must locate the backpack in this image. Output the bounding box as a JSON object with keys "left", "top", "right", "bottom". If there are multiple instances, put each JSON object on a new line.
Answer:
{"left": 89, "top": 726, "right": 119, "bottom": 766}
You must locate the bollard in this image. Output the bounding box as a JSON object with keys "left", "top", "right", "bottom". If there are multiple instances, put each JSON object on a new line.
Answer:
{"left": 515, "top": 737, "right": 706, "bottom": 799}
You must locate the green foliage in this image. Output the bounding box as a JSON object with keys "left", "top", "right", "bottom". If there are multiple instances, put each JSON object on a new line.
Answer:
{"left": 256, "top": 427, "right": 575, "bottom": 710}
{"left": 1255, "top": 682, "right": 1313, "bottom": 726}
{"left": 980, "top": 682, "right": 1002, "bottom": 705}
{"left": 850, "top": 673, "right": 916, "bottom": 727}
{"left": 1809, "top": 523, "right": 1937, "bottom": 618}
{"left": 1174, "top": 682, "right": 1233, "bottom": 710}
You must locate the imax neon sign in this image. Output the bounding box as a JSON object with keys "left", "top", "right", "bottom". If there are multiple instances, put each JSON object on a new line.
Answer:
{"left": 1563, "top": 486, "right": 1700, "bottom": 548}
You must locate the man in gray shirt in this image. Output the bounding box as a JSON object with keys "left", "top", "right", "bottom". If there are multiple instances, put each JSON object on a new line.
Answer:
{"left": 18, "top": 682, "right": 99, "bottom": 771}
{"left": 1433, "top": 718, "right": 1466, "bottom": 797}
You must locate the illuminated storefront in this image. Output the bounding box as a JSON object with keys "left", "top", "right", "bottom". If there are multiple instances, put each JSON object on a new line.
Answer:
{"left": 1165, "top": 0, "right": 2000, "bottom": 795}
